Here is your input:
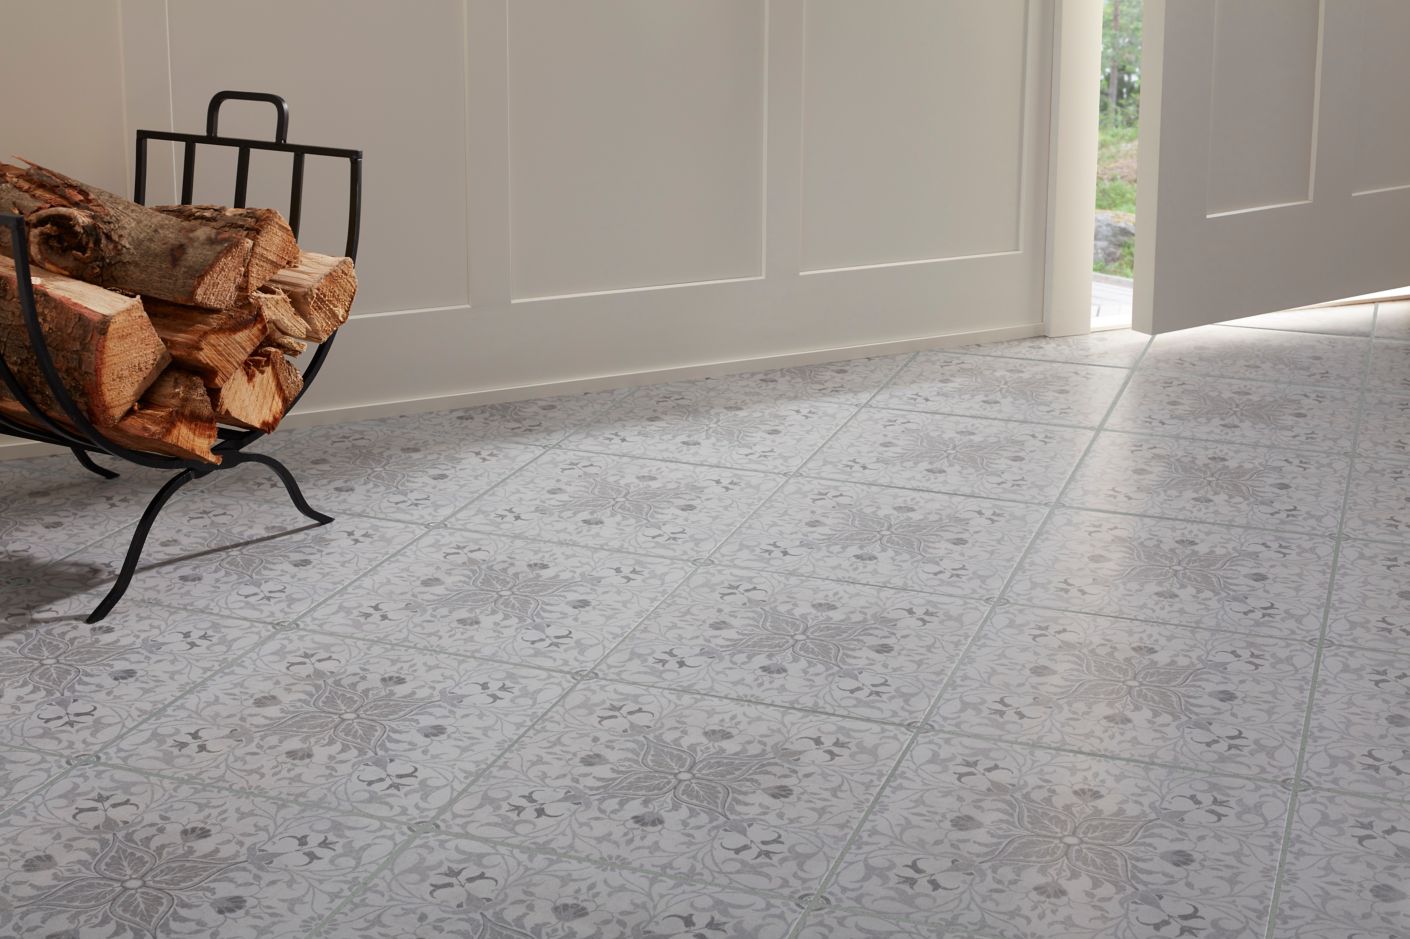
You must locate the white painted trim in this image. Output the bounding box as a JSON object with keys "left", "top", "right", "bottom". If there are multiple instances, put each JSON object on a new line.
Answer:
{"left": 0, "top": 321, "right": 1043, "bottom": 461}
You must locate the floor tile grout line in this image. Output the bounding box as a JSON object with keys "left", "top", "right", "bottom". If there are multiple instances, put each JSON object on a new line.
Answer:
{"left": 1260, "top": 301, "right": 1383, "bottom": 939}
{"left": 798, "top": 333, "right": 1161, "bottom": 925}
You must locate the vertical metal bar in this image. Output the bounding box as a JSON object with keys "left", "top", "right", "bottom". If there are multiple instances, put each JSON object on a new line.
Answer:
{"left": 179, "top": 141, "right": 197, "bottom": 205}
{"left": 133, "top": 134, "right": 149, "bottom": 205}
{"left": 345, "top": 155, "right": 363, "bottom": 261}
{"left": 233, "top": 146, "right": 251, "bottom": 208}
{"left": 288, "top": 151, "right": 305, "bottom": 238}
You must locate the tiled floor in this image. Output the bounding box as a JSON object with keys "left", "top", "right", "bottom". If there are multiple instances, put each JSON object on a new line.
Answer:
{"left": 2, "top": 310, "right": 1408, "bottom": 938}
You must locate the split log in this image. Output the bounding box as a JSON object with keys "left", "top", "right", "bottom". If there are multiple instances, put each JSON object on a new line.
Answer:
{"left": 143, "top": 297, "right": 271, "bottom": 388}
{"left": 212, "top": 349, "right": 302, "bottom": 432}
{"left": 155, "top": 205, "right": 299, "bottom": 294}
{"left": 246, "top": 285, "right": 307, "bottom": 340}
{"left": 265, "top": 252, "right": 356, "bottom": 342}
{"left": 0, "top": 161, "right": 251, "bottom": 309}
{"left": 0, "top": 368, "right": 220, "bottom": 464}
{"left": 261, "top": 333, "right": 308, "bottom": 357}
{"left": 0, "top": 256, "right": 169, "bottom": 425}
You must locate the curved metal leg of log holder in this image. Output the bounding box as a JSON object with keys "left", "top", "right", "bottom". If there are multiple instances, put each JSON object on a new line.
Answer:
{"left": 69, "top": 447, "right": 121, "bottom": 480}
{"left": 86, "top": 468, "right": 201, "bottom": 624}
{"left": 226, "top": 451, "right": 334, "bottom": 525}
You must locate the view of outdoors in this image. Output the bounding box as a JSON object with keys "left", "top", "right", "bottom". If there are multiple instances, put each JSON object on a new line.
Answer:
{"left": 1094, "top": 0, "right": 1141, "bottom": 279}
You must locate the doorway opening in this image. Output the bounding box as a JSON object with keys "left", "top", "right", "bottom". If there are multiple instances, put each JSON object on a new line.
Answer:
{"left": 1091, "top": 0, "right": 1141, "bottom": 331}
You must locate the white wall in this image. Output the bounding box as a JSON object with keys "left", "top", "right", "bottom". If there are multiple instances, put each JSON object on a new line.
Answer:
{"left": 1, "top": 0, "right": 1055, "bottom": 458}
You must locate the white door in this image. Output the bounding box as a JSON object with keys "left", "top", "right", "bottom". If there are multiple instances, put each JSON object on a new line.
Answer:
{"left": 1134, "top": 0, "right": 1410, "bottom": 334}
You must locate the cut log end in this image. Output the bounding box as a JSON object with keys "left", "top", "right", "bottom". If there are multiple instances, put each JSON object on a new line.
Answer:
{"left": 266, "top": 252, "right": 356, "bottom": 342}
{"left": 212, "top": 350, "right": 303, "bottom": 433}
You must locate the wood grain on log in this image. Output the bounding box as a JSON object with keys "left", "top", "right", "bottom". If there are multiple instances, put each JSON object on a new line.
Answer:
{"left": 0, "top": 256, "right": 169, "bottom": 425}
{"left": 265, "top": 252, "right": 356, "bottom": 342}
{"left": 212, "top": 349, "right": 302, "bottom": 432}
{"left": 0, "top": 161, "right": 252, "bottom": 309}
{"left": 155, "top": 205, "right": 299, "bottom": 294}
{"left": 143, "top": 297, "right": 271, "bottom": 388}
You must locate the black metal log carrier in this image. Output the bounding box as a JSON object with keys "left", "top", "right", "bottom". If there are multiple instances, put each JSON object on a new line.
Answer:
{"left": 0, "top": 91, "right": 362, "bottom": 623}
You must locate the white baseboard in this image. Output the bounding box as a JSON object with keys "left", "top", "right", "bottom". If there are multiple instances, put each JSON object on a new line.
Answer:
{"left": 0, "top": 321, "right": 1043, "bottom": 461}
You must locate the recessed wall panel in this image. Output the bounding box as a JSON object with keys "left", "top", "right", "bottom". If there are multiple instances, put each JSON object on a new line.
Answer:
{"left": 508, "top": 0, "right": 766, "bottom": 300}
{"left": 1206, "top": 0, "right": 1322, "bottom": 215}
{"left": 800, "top": 0, "right": 1029, "bottom": 273}
{"left": 1353, "top": 0, "right": 1410, "bottom": 194}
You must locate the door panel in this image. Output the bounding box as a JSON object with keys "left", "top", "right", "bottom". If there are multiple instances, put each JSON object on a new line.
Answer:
{"left": 1135, "top": 0, "right": 1410, "bottom": 334}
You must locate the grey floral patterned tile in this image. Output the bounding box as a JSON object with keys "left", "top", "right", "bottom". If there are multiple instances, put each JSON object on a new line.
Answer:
{"left": 0, "top": 467, "right": 167, "bottom": 565}
{"left": 224, "top": 421, "right": 542, "bottom": 523}
{"left": 1142, "top": 326, "right": 1368, "bottom": 388}
{"left": 1064, "top": 432, "right": 1351, "bottom": 534}
{"left": 803, "top": 410, "right": 1091, "bottom": 503}
{"left": 1107, "top": 370, "right": 1361, "bottom": 452}
{"left": 453, "top": 451, "right": 781, "bottom": 559}
{"left": 406, "top": 388, "right": 629, "bottom": 446}
{"left": 831, "top": 735, "right": 1288, "bottom": 938}
{"left": 957, "top": 329, "right": 1151, "bottom": 367}
{"left": 1326, "top": 540, "right": 1410, "bottom": 653}
{"left": 445, "top": 681, "right": 908, "bottom": 895}
{"left": 1343, "top": 457, "right": 1410, "bottom": 543}
{"left": 646, "top": 355, "right": 911, "bottom": 406}
{"left": 0, "top": 765, "right": 398, "bottom": 939}
{"left": 0, "top": 747, "right": 63, "bottom": 815}
{"left": 1375, "top": 300, "right": 1410, "bottom": 341}
{"left": 1368, "top": 340, "right": 1410, "bottom": 395}
{"left": 1222, "top": 304, "right": 1377, "bottom": 337}
{"left": 66, "top": 495, "right": 421, "bottom": 622}
{"left": 935, "top": 606, "right": 1313, "bottom": 776}
{"left": 1359, "top": 393, "right": 1410, "bottom": 462}
{"left": 110, "top": 631, "right": 571, "bottom": 820}
{"left": 1273, "top": 788, "right": 1410, "bottom": 939}
{"left": 303, "top": 529, "right": 692, "bottom": 671}
{"left": 794, "top": 908, "right": 935, "bottom": 938}
{"left": 564, "top": 388, "right": 855, "bottom": 472}
{"left": 1302, "top": 644, "right": 1410, "bottom": 800}
{"left": 714, "top": 479, "right": 1047, "bottom": 598}
{"left": 1007, "top": 509, "right": 1335, "bottom": 637}
{"left": 600, "top": 567, "right": 987, "bottom": 724}
{"left": 322, "top": 831, "right": 799, "bottom": 939}
{"left": 0, "top": 596, "right": 259, "bottom": 756}
{"left": 872, "top": 353, "right": 1128, "bottom": 427}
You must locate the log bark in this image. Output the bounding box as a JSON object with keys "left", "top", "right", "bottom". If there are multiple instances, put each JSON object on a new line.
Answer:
{"left": 0, "top": 368, "right": 220, "bottom": 464}
{"left": 212, "top": 349, "right": 302, "bottom": 432}
{"left": 265, "top": 252, "right": 356, "bottom": 342}
{"left": 143, "top": 297, "right": 271, "bottom": 388}
{"left": 0, "top": 161, "right": 252, "bottom": 309}
{"left": 154, "top": 204, "right": 299, "bottom": 294}
{"left": 0, "top": 256, "right": 169, "bottom": 425}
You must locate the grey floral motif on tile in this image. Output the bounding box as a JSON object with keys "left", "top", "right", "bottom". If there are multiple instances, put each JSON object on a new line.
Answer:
{"left": 1343, "top": 457, "right": 1410, "bottom": 543}
{"left": 1302, "top": 644, "right": 1410, "bottom": 800}
{"left": 601, "top": 567, "right": 987, "bottom": 723}
{"left": 454, "top": 451, "right": 781, "bottom": 559}
{"left": 0, "top": 766, "right": 398, "bottom": 939}
{"left": 1064, "top": 433, "right": 1351, "bottom": 534}
{"left": 1107, "top": 371, "right": 1361, "bottom": 452}
{"left": 0, "top": 747, "right": 63, "bottom": 815}
{"left": 65, "top": 496, "right": 421, "bottom": 621}
{"left": 873, "top": 353, "right": 1128, "bottom": 427}
{"left": 1376, "top": 300, "right": 1410, "bottom": 341}
{"left": 935, "top": 606, "right": 1313, "bottom": 776}
{"left": 1273, "top": 788, "right": 1410, "bottom": 939}
{"left": 1, "top": 469, "right": 166, "bottom": 565}
{"left": 303, "top": 529, "right": 692, "bottom": 671}
{"left": 647, "top": 355, "right": 911, "bottom": 406}
{"left": 1326, "top": 539, "right": 1410, "bottom": 653}
{"left": 565, "top": 389, "right": 856, "bottom": 472}
{"left": 0, "top": 602, "right": 259, "bottom": 755}
{"left": 1223, "top": 303, "right": 1377, "bottom": 337}
{"left": 446, "top": 681, "right": 908, "bottom": 894}
{"left": 226, "top": 422, "right": 542, "bottom": 523}
{"left": 322, "top": 832, "right": 798, "bottom": 939}
{"left": 714, "top": 479, "right": 1047, "bottom": 598}
{"left": 406, "top": 388, "right": 629, "bottom": 446}
{"left": 1007, "top": 509, "right": 1335, "bottom": 637}
{"left": 803, "top": 409, "right": 1091, "bottom": 503}
{"left": 111, "top": 631, "right": 571, "bottom": 820}
{"left": 1368, "top": 340, "right": 1410, "bottom": 395}
{"left": 1358, "top": 393, "right": 1410, "bottom": 462}
{"left": 957, "top": 329, "right": 1151, "bottom": 368}
{"left": 795, "top": 908, "right": 935, "bottom": 938}
{"left": 831, "top": 736, "right": 1288, "bottom": 938}
{"left": 1142, "top": 326, "right": 1368, "bottom": 388}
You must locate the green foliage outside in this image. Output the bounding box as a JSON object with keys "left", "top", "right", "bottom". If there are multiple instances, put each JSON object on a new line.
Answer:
{"left": 1096, "top": 0, "right": 1141, "bottom": 277}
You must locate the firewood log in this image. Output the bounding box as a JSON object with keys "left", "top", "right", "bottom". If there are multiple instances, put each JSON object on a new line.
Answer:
{"left": 143, "top": 297, "right": 271, "bottom": 388}
{"left": 0, "top": 161, "right": 251, "bottom": 309}
{"left": 212, "top": 350, "right": 302, "bottom": 432}
{"left": 0, "top": 368, "right": 219, "bottom": 464}
{"left": 0, "top": 256, "right": 169, "bottom": 425}
{"left": 264, "top": 252, "right": 356, "bottom": 342}
{"left": 246, "top": 285, "right": 307, "bottom": 340}
{"left": 154, "top": 205, "right": 299, "bottom": 294}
